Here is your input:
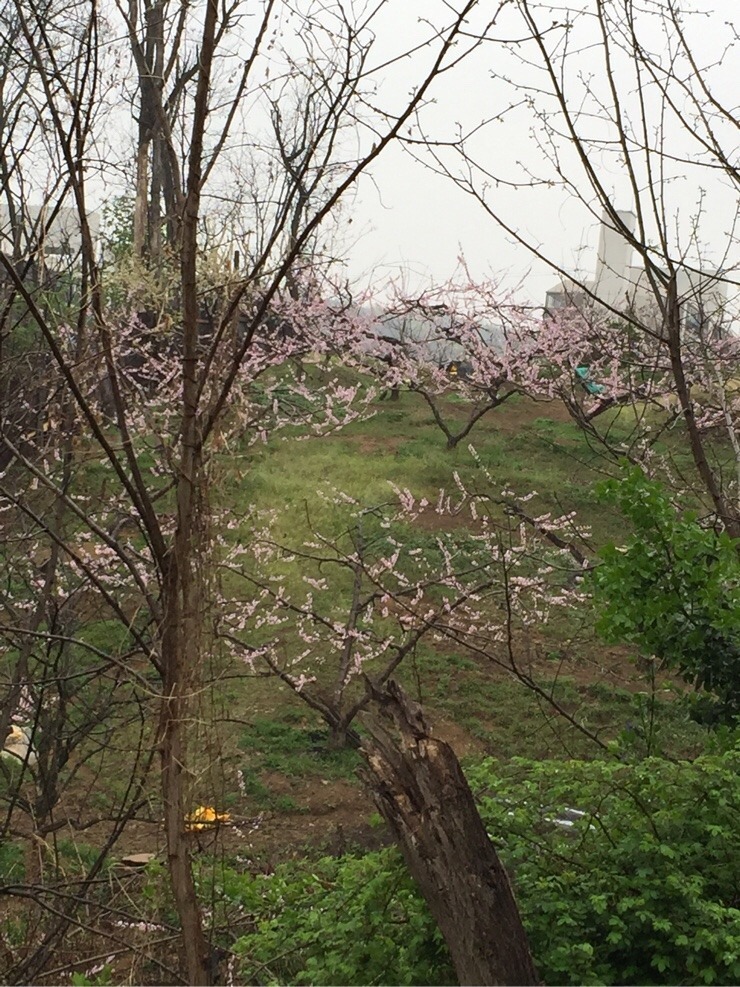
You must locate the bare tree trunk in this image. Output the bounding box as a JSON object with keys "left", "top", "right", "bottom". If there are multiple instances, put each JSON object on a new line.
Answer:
{"left": 159, "top": 568, "right": 212, "bottom": 985}
{"left": 133, "top": 139, "right": 149, "bottom": 258}
{"left": 361, "top": 681, "right": 539, "bottom": 987}
{"left": 148, "top": 0, "right": 165, "bottom": 260}
{"left": 665, "top": 278, "right": 740, "bottom": 539}
{"left": 132, "top": 0, "right": 166, "bottom": 262}
{"left": 150, "top": 135, "right": 164, "bottom": 260}
{"left": 154, "top": 0, "right": 221, "bottom": 981}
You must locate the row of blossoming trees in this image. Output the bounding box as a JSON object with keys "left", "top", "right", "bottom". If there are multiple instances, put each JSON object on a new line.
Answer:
{"left": 0, "top": 0, "right": 547, "bottom": 979}
{"left": 2, "top": 0, "right": 740, "bottom": 982}
{"left": 4, "top": 256, "right": 738, "bottom": 979}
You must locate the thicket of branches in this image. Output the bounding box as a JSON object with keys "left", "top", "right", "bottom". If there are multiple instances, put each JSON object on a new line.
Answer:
{"left": 1, "top": 0, "right": 739, "bottom": 984}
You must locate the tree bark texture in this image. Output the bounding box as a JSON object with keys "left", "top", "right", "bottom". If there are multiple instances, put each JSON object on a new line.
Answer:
{"left": 159, "top": 570, "right": 212, "bottom": 985}
{"left": 361, "top": 681, "right": 539, "bottom": 987}
{"left": 154, "top": 0, "right": 221, "bottom": 980}
{"left": 133, "top": 139, "right": 149, "bottom": 258}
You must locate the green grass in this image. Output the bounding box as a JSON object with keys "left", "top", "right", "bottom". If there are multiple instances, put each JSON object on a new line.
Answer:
{"left": 216, "top": 392, "right": 633, "bottom": 549}
{"left": 235, "top": 711, "right": 363, "bottom": 812}
{"left": 237, "top": 773, "right": 302, "bottom": 814}
{"left": 239, "top": 714, "right": 361, "bottom": 781}
{"left": 396, "top": 639, "right": 709, "bottom": 762}
{"left": 0, "top": 840, "right": 25, "bottom": 882}
{"left": 4, "top": 386, "right": 726, "bottom": 839}
{"left": 206, "top": 388, "right": 725, "bottom": 775}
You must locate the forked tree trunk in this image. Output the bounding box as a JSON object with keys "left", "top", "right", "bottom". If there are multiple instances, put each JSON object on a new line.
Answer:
{"left": 361, "top": 681, "right": 539, "bottom": 987}
{"left": 156, "top": 0, "right": 221, "bottom": 980}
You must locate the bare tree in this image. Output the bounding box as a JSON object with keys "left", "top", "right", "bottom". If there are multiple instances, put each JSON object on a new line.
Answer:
{"left": 414, "top": 0, "right": 740, "bottom": 534}
{"left": 0, "top": 1, "right": 525, "bottom": 982}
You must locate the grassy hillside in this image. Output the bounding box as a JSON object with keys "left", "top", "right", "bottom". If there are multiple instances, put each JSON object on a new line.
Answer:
{"left": 0, "top": 385, "right": 719, "bottom": 984}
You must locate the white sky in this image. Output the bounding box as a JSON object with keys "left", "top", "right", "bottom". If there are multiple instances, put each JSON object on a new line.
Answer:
{"left": 342, "top": 0, "right": 740, "bottom": 305}
{"left": 24, "top": 0, "right": 738, "bottom": 309}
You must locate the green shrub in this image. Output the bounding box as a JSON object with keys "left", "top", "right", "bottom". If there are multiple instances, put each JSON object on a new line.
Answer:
{"left": 469, "top": 751, "right": 740, "bottom": 985}
{"left": 229, "top": 848, "right": 451, "bottom": 986}
{"left": 591, "top": 468, "right": 740, "bottom": 725}
{"left": 229, "top": 748, "right": 740, "bottom": 986}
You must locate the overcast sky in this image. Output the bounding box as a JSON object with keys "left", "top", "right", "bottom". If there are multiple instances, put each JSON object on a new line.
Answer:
{"left": 27, "top": 0, "right": 737, "bottom": 310}
{"left": 341, "top": 0, "right": 740, "bottom": 306}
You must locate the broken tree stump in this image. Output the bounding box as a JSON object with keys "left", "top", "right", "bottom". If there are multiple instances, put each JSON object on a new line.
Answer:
{"left": 360, "top": 679, "right": 539, "bottom": 987}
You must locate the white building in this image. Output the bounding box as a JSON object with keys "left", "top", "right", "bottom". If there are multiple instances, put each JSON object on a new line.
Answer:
{"left": 545, "top": 210, "right": 727, "bottom": 333}
{"left": 0, "top": 204, "right": 100, "bottom": 268}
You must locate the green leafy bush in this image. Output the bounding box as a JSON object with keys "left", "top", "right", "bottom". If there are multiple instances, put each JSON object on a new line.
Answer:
{"left": 228, "top": 848, "right": 452, "bottom": 986}
{"left": 229, "top": 748, "right": 740, "bottom": 986}
{"left": 469, "top": 752, "right": 740, "bottom": 985}
{"left": 591, "top": 468, "right": 740, "bottom": 724}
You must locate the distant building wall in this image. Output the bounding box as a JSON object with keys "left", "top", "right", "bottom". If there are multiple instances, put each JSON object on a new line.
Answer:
{"left": 594, "top": 209, "right": 637, "bottom": 307}
{"left": 0, "top": 204, "right": 100, "bottom": 266}
{"left": 545, "top": 210, "right": 727, "bottom": 333}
